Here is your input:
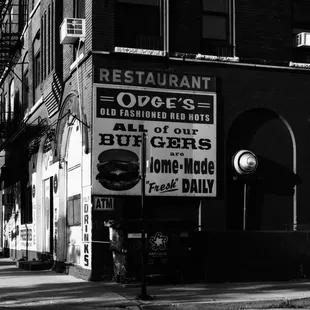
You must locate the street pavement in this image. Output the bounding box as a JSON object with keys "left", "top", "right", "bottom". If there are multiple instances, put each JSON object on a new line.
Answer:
{"left": 2, "top": 257, "right": 310, "bottom": 309}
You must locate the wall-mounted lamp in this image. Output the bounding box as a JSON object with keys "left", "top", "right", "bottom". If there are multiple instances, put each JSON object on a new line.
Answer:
{"left": 67, "top": 110, "right": 89, "bottom": 128}
{"left": 232, "top": 150, "right": 258, "bottom": 175}
{"left": 67, "top": 113, "right": 76, "bottom": 127}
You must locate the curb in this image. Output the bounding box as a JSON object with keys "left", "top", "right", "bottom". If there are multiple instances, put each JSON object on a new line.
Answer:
{"left": 289, "top": 297, "right": 310, "bottom": 308}
{"left": 136, "top": 297, "right": 310, "bottom": 310}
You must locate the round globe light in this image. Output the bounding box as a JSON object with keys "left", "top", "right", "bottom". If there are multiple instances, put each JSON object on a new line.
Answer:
{"left": 233, "top": 150, "right": 258, "bottom": 175}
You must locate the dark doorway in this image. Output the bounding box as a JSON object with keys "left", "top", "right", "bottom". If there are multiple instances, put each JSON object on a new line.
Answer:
{"left": 226, "top": 108, "right": 298, "bottom": 231}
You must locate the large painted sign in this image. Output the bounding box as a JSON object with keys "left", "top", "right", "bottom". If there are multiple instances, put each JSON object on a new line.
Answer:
{"left": 93, "top": 68, "right": 216, "bottom": 197}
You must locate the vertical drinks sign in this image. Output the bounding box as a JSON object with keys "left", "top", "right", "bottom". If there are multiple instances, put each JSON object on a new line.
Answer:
{"left": 93, "top": 68, "right": 217, "bottom": 197}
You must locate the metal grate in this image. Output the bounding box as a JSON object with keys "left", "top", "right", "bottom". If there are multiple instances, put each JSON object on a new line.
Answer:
{"left": 0, "top": 0, "right": 28, "bottom": 78}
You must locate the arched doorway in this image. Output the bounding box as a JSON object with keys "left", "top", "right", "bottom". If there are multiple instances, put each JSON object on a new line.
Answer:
{"left": 41, "top": 138, "right": 54, "bottom": 254}
{"left": 65, "top": 119, "right": 82, "bottom": 264}
{"left": 226, "top": 108, "right": 299, "bottom": 231}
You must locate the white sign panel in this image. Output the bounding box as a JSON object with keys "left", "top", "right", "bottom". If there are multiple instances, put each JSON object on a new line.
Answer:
{"left": 92, "top": 69, "right": 216, "bottom": 197}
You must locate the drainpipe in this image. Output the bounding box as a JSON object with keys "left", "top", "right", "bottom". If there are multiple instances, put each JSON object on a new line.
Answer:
{"left": 232, "top": 0, "right": 236, "bottom": 57}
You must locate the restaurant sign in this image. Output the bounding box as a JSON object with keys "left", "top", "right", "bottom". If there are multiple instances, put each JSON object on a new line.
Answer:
{"left": 93, "top": 68, "right": 216, "bottom": 197}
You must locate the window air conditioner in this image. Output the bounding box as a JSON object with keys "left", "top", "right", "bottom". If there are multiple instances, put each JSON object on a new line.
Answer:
{"left": 295, "top": 32, "right": 310, "bottom": 47}
{"left": 60, "top": 18, "right": 85, "bottom": 44}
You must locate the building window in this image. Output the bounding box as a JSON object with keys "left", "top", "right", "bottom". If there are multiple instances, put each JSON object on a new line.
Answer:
{"left": 72, "top": 0, "right": 85, "bottom": 61}
{"left": 0, "top": 93, "right": 5, "bottom": 123}
{"left": 201, "top": 0, "right": 233, "bottom": 57}
{"left": 74, "top": 0, "right": 85, "bottom": 18}
{"left": 33, "top": 30, "right": 41, "bottom": 89}
{"left": 41, "top": 13, "right": 47, "bottom": 80}
{"left": 19, "top": 0, "right": 29, "bottom": 31}
{"left": 4, "top": 94, "right": 8, "bottom": 122}
{"left": 292, "top": 0, "right": 310, "bottom": 63}
{"left": 22, "top": 70, "right": 29, "bottom": 113}
{"left": 9, "top": 79, "right": 14, "bottom": 120}
{"left": 47, "top": 5, "right": 51, "bottom": 73}
{"left": 51, "top": 1, "right": 54, "bottom": 70}
{"left": 116, "top": 0, "right": 166, "bottom": 50}
{"left": 34, "top": 51, "right": 41, "bottom": 88}
{"left": 67, "top": 194, "right": 81, "bottom": 226}
{"left": 21, "top": 185, "right": 33, "bottom": 224}
{"left": 10, "top": 6, "right": 14, "bottom": 33}
{"left": 22, "top": 53, "right": 29, "bottom": 114}
{"left": 0, "top": 93, "right": 3, "bottom": 123}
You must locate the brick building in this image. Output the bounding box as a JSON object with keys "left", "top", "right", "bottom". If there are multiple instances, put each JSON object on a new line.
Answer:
{"left": 1, "top": 0, "right": 310, "bottom": 282}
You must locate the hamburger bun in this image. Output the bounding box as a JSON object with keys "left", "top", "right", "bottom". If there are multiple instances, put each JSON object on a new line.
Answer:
{"left": 96, "top": 149, "right": 140, "bottom": 191}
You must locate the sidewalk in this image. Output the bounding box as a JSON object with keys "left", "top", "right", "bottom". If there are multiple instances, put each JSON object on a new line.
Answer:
{"left": 1, "top": 257, "right": 310, "bottom": 309}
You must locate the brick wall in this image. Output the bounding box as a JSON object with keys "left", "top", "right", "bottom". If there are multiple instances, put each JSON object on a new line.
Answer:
{"left": 92, "top": 0, "right": 114, "bottom": 52}
{"left": 84, "top": 0, "right": 92, "bottom": 53}
{"left": 91, "top": 54, "right": 310, "bottom": 231}
{"left": 40, "top": 0, "right": 62, "bottom": 107}
{"left": 236, "top": 0, "right": 293, "bottom": 62}
{"left": 62, "top": 1, "right": 74, "bottom": 81}
{"left": 89, "top": 0, "right": 295, "bottom": 62}
{"left": 198, "top": 62, "right": 310, "bottom": 229}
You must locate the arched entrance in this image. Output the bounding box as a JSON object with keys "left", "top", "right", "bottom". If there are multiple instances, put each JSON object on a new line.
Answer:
{"left": 226, "top": 108, "right": 299, "bottom": 231}
{"left": 41, "top": 138, "right": 54, "bottom": 254}
{"left": 65, "top": 119, "right": 82, "bottom": 264}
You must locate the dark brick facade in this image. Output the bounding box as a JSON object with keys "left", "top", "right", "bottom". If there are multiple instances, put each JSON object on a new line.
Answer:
{"left": 2, "top": 0, "right": 310, "bottom": 282}
{"left": 236, "top": 0, "right": 293, "bottom": 62}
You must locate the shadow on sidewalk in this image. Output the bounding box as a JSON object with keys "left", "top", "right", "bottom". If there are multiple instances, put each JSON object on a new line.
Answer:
{"left": 2, "top": 256, "right": 310, "bottom": 309}
{"left": 2, "top": 280, "right": 310, "bottom": 310}
{"left": 0, "top": 281, "right": 134, "bottom": 309}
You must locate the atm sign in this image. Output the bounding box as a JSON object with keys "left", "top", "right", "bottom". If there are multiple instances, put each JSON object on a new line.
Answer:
{"left": 94, "top": 196, "right": 114, "bottom": 211}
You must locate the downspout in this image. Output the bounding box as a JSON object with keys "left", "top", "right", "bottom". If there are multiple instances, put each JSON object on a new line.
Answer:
{"left": 165, "top": 0, "right": 169, "bottom": 54}
{"left": 232, "top": 0, "right": 236, "bottom": 57}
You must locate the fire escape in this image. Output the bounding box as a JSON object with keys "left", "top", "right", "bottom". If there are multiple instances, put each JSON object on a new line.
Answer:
{"left": 0, "top": 0, "right": 47, "bottom": 155}
{"left": 0, "top": 0, "right": 23, "bottom": 76}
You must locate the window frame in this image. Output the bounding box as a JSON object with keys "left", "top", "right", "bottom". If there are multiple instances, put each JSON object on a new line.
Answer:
{"left": 200, "top": 0, "right": 234, "bottom": 57}
{"left": 4, "top": 93, "right": 8, "bottom": 122}
{"left": 67, "top": 194, "right": 81, "bottom": 226}
{"left": 0, "top": 93, "right": 4, "bottom": 123}
{"left": 115, "top": 0, "right": 169, "bottom": 52}
{"left": 33, "top": 30, "right": 41, "bottom": 89}
{"left": 33, "top": 50, "right": 41, "bottom": 89}
{"left": 51, "top": 1, "right": 54, "bottom": 70}
{"left": 22, "top": 69, "right": 29, "bottom": 113}
{"left": 41, "top": 13, "right": 47, "bottom": 80}
{"left": 47, "top": 5, "right": 51, "bottom": 74}
{"left": 73, "top": 0, "right": 85, "bottom": 19}
{"left": 19, "top": 0, "right": 29, "bottom": 31}
{"left": 9, "top": 6, "right": 14, "bottom": 34}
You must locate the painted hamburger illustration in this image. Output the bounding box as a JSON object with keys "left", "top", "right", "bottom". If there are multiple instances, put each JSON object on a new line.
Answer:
{"left": 96, "top": 149, "right": 141, "bottom": 191}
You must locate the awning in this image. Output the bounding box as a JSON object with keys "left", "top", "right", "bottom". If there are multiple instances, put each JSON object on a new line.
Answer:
{"left": 0, "top": 118, "right": 48, "bottom": 153}
{"left": 0, "top": 90, "right": 60, "bottom": 153}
